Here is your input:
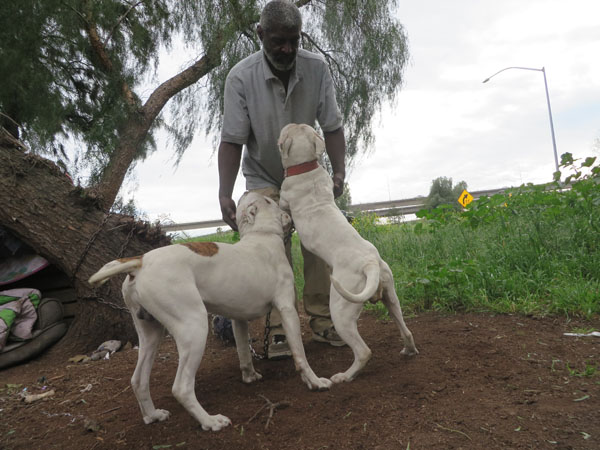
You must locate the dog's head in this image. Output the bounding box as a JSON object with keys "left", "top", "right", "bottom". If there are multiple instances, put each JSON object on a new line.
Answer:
{"left": 278, "top": 123, "right": 325, "bottom": 168}
{"left": 236, "top": 192, "right": 292, "bottom": 238}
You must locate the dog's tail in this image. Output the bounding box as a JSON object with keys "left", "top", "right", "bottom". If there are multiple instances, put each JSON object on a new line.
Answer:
{"left": 88, "top": 257, "right": 142, "bottom": 286}
{"left": 330, "top": 262, "right": 380, "bottom": 304}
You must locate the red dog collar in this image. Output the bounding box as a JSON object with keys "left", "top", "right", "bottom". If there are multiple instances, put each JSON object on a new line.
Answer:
{"left": 284, "top": 160, "right": 319, "bottom": 177}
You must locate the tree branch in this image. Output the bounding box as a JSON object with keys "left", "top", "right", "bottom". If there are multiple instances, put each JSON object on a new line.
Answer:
{"left": 102, "top": 0, "right": 144, "bottom": 48}
{"left": 60, "top": 1, "right": 88, "bottom": 24}
{"left": 301, "top": 31, "right": 348, "bottom": 79}
{"left": 82, "top": 5, "right": 137, "bottom": 108}
{"left": 295, "top": 0, "right": 313, "bottom": 8}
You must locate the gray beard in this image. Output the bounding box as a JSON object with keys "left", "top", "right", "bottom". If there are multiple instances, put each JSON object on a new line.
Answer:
{"left": 264, "top": 48, "right": 296, "bottom": 72}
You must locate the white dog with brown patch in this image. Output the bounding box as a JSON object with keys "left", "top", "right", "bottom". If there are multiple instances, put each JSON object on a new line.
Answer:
{"left": 278, "top": 123, "right": 419, "bottom": 383}
{"left": 88, "top": 192, "right": 331, "bottom": 431}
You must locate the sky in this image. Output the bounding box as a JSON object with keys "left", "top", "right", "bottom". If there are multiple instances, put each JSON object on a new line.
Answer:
{"left": 128, "top": 0, "right": 600, "bottom": 235}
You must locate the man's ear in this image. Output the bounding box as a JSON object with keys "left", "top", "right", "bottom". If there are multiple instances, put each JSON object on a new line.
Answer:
{"left": 257, "top": 24, "right": 264, "bottom": 41}
{"left": 313, "top": 132, "right": 325, "bottom": 157}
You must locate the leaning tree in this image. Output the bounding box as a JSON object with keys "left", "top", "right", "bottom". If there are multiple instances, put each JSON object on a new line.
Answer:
{"left": 0, "top": 0, "right": 409, "bottom": 349}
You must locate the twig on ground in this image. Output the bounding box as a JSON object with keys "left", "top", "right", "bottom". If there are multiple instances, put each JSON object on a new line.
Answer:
{"left": 100, "top": 406, "right": 122, "bottom": 415}
{"left": 435, "top": 423, "right": 472, "bottom": 440}
{"left": 246, "top": 394, "right": 291, "bottom": 430}
{"left": 110, "top": 385, "right": 130, "bottom": 399}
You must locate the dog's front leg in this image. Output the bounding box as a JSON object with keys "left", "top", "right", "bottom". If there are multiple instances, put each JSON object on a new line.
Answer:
{"left": 232, "top": 319, "right": 262, "bottom": 383}
{"left": 276, "top": 303, "right": 332, "bottom": 391}
{"left": 279, "top": 194, "right": 291, "bottom": 215}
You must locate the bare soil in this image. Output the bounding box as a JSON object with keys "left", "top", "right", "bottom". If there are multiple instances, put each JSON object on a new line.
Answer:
{"left": 1, "top": 311, "right": 599, "bottom": 449}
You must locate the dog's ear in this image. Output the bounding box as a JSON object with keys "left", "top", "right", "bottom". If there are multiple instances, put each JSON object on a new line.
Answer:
{"left": 241, "top": 202, "right": 258, "bottom": 225}
{"left": 247, "top": 203, "right": 258, "bottom": 224}
{"left": 313, "top": 132, "right": 325, "bottom": 157}
{"left": 278, "top": 135, "right": 292, "bottom": 159}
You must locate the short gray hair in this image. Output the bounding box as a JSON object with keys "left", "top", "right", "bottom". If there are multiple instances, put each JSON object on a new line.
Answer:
{"left": 260, "top": 0, "right": 302, "bottom": 32}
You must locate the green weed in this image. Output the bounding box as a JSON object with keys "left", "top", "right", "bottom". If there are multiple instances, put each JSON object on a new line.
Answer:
{"left": 179, "top": 153, "right": 599, "bottom": 320}
{"left": 566, "top": 361, "right": 598, "bottom": 378}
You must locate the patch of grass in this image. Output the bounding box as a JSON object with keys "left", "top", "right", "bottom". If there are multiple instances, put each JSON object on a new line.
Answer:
{"left": 569, "top": 326, "right": 599, "bottom": 334}
{"left": 174, "top": 229, "right": 239, "bottom": 245}
{"left": 566, "top": 361, "right": 598, "bottom": 378}
{"left": 174, "top": 154, "right": 600, "bottom": 321}
{"left": 350, "top": 155, "right": 600, "bottom": 320}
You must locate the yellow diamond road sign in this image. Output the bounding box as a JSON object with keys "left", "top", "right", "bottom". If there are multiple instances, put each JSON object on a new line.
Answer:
{"left": 458, "top": 189, "right": 474, "bottom": 208}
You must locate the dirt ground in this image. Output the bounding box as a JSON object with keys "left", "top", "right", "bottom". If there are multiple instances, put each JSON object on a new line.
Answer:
{"left": 1, "top": 311, "right": 599, "bottom": 450}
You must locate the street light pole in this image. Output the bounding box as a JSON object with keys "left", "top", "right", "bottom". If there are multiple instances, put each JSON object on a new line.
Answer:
{"left": 483, "top": 66, "right": 559, "bottom": 174}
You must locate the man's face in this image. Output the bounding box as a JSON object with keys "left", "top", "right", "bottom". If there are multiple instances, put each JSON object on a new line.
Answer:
{"left": 258, "top": 25, "right": 301, "bottom": 72}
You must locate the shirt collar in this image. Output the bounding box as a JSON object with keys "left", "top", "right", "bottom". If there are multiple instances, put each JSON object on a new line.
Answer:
{"left": 261, "top": 48, "right": 302, "bottom": 84}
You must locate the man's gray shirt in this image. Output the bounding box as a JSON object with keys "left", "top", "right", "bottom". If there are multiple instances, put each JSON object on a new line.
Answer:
{"left": 221, "top": 48, "right": 343, "bottom": 190}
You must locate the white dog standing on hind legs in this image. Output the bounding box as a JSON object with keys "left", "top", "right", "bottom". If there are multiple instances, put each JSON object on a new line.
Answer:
{"left": 278, "top": 123, "right": 419, "bottom": 384}
{"left": 88, "top": 192, "right": 331, "bottom": 431}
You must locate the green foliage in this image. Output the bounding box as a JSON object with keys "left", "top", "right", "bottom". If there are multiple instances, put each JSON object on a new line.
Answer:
{"left": 170, "top": 0, "right": 409, "bottom": 160}
{"left": 171, "top": 154, "right": 600, "bottom": 321}
{"left": 334, "top": 182, "right": 352, "bottom": 211}
{"left": 351, "top": 213, "right": 380, "bottom": 241}
{"left": 1, "top": 0, "right": 409, "bottom": 182}
{"left": 566, "top": 361, "right": 598, "bottom": 378}
{"left": 302, "top": 0, "right": 408, "bottom": 155}
{"left": 424, "top": 177, "right": 468, "bottom": 210}
{"left": 111, "top": 196, "right": 144, "bottom": 217}
{"left": 0, "top": 0, "right": 174, "bottom": 166}
{"left": 359, "top": 154, "right": 600, "bottom": 319}
{"left": 176, "top": 229, "right": 239, "bottom": 245}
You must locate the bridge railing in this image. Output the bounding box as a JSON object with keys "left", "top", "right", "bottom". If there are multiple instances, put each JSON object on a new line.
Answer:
{"left": 160, "top": 187, "right": 509, "bottom": 232}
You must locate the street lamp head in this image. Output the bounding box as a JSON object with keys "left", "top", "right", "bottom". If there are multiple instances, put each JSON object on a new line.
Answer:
{"left": 482, "top": 78, "right": 490, "bottom": 83}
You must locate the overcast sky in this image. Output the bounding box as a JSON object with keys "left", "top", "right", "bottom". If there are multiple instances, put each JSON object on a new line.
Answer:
{"left": 129, "top": 0, "right": 600, "bottom": 234}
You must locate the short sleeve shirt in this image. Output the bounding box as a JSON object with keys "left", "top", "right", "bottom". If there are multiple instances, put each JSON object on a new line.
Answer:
{"left": 221, "top": 48, "right": 343, "bottom": 190}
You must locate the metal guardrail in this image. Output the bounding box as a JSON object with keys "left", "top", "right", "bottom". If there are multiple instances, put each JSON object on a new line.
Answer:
{"left": 161, "top": 187, "right": 509, "bottom": 232}
{"left": 162, "top": 219, "right": 227, "bottom": 232}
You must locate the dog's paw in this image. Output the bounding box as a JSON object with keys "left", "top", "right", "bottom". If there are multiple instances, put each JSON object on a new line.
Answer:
{"left": 330, "top": 372, "right": 351, "bottom": 384}
{"left": 200, "top": 414, "right": 231, "bottom": 431}
{"left": 242, "top": 369, "right": 263, "bottom": 384}
{"left": 313, "top": 377, "right": 333, "bottom": 391}
{"left": 301, "top": 374, "right": 332, "bottom": 391}
{"left": 143, "top": 409, "right": 170, "bottom": 424}
{"left": 400, "top": 346, "right": 419, "bottom": 356}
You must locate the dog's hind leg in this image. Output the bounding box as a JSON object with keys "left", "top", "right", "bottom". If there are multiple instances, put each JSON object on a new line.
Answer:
{"left": 380, "top": 263, "right": 418, "bottom": 356}
{"left": 329, "top": 290, "right": 372, "bottom": 383}
{"left": 169, "top": 299, "right": 231, "bottom": 431}
{"left": 130, "top": 306, "right": 169, "bottom": 424}
{"left": 231, "top": 319, "right": 262, "bottom": 383}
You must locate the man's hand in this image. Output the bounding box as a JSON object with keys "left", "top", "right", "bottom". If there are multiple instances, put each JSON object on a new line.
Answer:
{"left": 220, "top": 196, "right": 238, "bottom": 231}
{"left": 333, "top": 173, "right": 344, "bottom": 198}
{"left": 218, "top": 141, "right": 243, "bottom": 232}
{"left": 324, "top": 127, "right": 346, "bottom": 199}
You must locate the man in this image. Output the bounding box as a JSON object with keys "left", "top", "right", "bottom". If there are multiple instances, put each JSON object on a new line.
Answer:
{"left": 218, "top": 0, "right": 346, "bottom": 359}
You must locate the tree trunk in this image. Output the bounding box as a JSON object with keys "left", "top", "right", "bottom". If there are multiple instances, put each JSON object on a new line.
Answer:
{"left": 0, "top": 135, "right": 170, "bottom": 352}
{"left": 93, "top": 51, "right": 220, "bottom": 210}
